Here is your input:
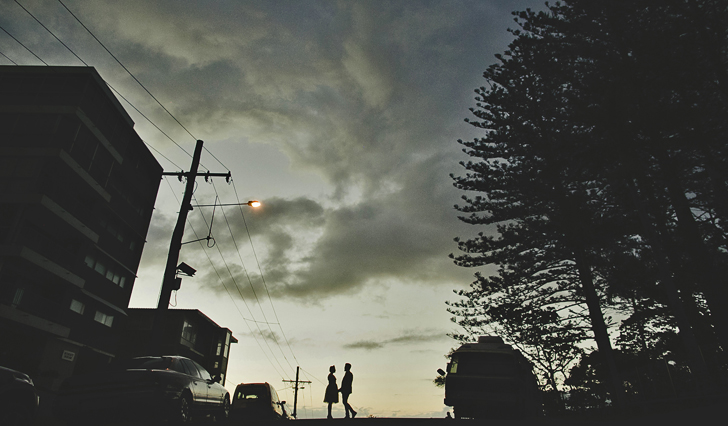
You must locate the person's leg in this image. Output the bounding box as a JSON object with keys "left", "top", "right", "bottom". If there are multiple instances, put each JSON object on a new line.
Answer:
{"left": 343, "top": 393, "right": 357, "bottom": 418}
{"left": 328, "top": 402, "right": 333, "bottom": 419}
{"left": 343, "top": 393, "right": 351, "bottom": 418}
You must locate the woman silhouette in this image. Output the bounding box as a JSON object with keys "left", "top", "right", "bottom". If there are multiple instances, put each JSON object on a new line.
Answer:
{"left": 323, "top": 365, "right": 339, "bottom": 419}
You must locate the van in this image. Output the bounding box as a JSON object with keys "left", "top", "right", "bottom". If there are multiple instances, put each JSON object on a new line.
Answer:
{"left": 439, "top": 336, "right": 541, "bottom": 419}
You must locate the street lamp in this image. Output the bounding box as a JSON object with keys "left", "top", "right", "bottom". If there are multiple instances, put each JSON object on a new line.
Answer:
{"left": 192, "top": 200, "right": 262, "bottom": 208}
{"left": 161, "top": 198, "right": 262, "bottom": 304}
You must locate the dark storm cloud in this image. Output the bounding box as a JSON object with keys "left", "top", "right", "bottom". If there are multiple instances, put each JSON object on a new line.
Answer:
{"left": 242, "top": 197, "right": 326, "bottom": 232}
{"left": 192, "top": 166, "right": 477, "bottom": 301}
{"left": 345, "top": 340, "right": 384, "bottom": 350}
{"left": 189, "top": 197, "right": 328, "bottom": 301}
{"left": 26, "top": 0, "right": 541, "bottom": 191}
{"left": 343, "top": 329, "right": 448, "bottom": 351}
{"left": 250, "top": 155, "right": 480, "bottom": 299}
{"left": 234, "top": 328, "right": 286, "bottom": 344}
{"left": 258, "top": 329, "right": 280, "bottom": 343}
{"left": 101, "top": 0, "right": 546, "bottom": 301}
{"left": 0, "top": 0, "right": 546, "bottom": 301}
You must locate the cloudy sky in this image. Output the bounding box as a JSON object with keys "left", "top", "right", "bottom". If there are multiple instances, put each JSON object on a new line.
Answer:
{"left": 1, "top": 0, "right": 545, "bottom": 417}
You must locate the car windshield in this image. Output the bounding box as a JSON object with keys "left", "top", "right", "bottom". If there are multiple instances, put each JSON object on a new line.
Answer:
{"left": 235, "top": 385, "right": 267, "bottom": 400}
{"left": 112, "top": 357, "right": 173, "bottom": 371}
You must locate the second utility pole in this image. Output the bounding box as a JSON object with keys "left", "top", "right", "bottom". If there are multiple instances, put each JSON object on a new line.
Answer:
{"left": 283, "top": 366, "right": 311, "bottom": 419}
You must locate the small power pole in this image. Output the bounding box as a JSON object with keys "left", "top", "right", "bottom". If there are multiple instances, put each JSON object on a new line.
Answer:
{"left": 149, "top": 139, "right": 230, "bottom": 353}
{"left": 282, "top": 366, "right": 311, "bottom": 419}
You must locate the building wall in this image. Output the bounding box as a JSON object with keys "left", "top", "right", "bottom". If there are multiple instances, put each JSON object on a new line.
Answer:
{"left": 0, "top": 66, "right": 162, "bottom": 392}
{"left": 120, "top": 309, "right": 236, "bottom": 386}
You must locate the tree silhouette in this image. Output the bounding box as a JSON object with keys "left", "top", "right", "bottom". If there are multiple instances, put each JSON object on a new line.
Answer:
{"left": 449, "top": 0, "right": 728, "bottom": 411}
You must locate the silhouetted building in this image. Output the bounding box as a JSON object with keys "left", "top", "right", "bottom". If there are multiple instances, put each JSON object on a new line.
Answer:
{"left": 0, "top": 66, "right": 162, "bottom": 392}
{"left": 119, "top": 308, "right": 237, "bottom": 386}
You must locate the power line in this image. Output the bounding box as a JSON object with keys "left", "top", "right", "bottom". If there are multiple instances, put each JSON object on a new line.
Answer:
{"left": 51, "top": 0, "right": 208, "bottom": 169}
{"left": 164, "top": 178, "right": 289, "bottom": 381}
{"left": 105, "top": 83, "right": 195, "bottom": 163}
{"left": 231, "top": 179, "right": 302, "bottom": 367}
{"left": 15, "top": 0, "right": 224, "bottom": 174}
{"left": 9, "top": 0, "right": 222, "bottom": 174}
{"left": 211, "top": 180, "right": 296, "bottom": 374}
{"left": 203, "top": 146, "right": 230, "bottom": 173}
{"left": 190, "top": 191, "right": 293, "bottom": 381}
{"left": 142, "top": 139, "right": 183, "bottom": 171}
{"left": 10, "top": 0, "right": 191, "bottom": 171}
{"left": 299, "top": 367, "right": 326, "bottom": 386}
{"left": 0, "top": 49, "right": 17, "bottom": 65}
{"left": 0, "top": 24, "right": 47, "bottom": 65}
{"left": 57, "top": 0, "right": 199, "bottom": 143}
{"left": 46, "top": 1, "right": 227, "bottom": 172}
{"left": 14, "top": 0, "right": 86, "bottom": 65}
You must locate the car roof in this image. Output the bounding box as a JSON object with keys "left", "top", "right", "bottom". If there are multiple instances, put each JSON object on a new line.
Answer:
{"left": 126, "top": 355, "right": 193, "bottom": 362}
{"left": 235, "top": 382, "right": 271, "bottom": 387}
{"left": 0, "top": 365, "right": 30, "bottom": 378}
{"left": 132, "top": 355, "right": 187, "bottom": 359}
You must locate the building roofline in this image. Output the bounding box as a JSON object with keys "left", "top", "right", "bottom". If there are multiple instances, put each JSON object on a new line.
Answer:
{"left": 128, "top": 308, "right": 238, "bottom": 343}
{"left": 0, "top": 65, "right": 135, "bottom": 128}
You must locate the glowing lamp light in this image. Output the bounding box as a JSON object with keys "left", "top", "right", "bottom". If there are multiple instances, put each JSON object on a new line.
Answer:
{"left": 247, "top": 200, "right": 261, "bottom": 208}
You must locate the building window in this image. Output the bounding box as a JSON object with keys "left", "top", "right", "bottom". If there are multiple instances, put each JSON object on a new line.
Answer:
{"left": 99, "top": 217, "right": 139, "bottom": 252}
{"left": 109, "top": 180, "right": 146, "bottom": 218}
{"left": 70, "top": 299, "right": 85, "bottom": 314}
{"left": 94, "top": 311, "right": 113, "bottom": 327}
{"left": 85, "top": 253, "right": 127, "bottom": 288}
{"left": 105, "top": 270, "right": 126, "bottom": 287}
{"left": 223, "top": 332, "right": 231, "bottom": 358}
{"left": 12, "top": 288, "right": 24, "bottom": 306}
{"left": 181, "top": 320, "right": 197, "bottom": 344}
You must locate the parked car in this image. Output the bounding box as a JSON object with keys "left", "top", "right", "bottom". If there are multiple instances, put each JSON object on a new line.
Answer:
{"left": 55, "top": 355, "right": 230, "bottom": 423}
{"left": 230, "top": 382, "right": 291, "bottom": 421}
{"left": 0, "top": 366, "right": 39, "bottom": 426}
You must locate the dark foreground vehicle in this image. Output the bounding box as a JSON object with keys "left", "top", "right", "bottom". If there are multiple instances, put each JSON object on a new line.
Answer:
{"left": 440, "top": 336, "right": 541, "bottom": 419}
{"left": 55, "top": 355, "right": 230, "bottom": 423}
{"left": 230, "top": 382, "right": 291, "bottom": 421}
{"left": 0, "top": 366, "right": 39, "bottom": 426}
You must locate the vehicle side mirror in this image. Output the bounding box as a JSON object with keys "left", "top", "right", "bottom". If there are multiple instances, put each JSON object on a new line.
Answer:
{"left": 281, "top": 401, "right": 286, "bottom": 405}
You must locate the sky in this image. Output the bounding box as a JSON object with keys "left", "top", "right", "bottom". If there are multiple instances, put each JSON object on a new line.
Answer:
{"left": 1, "top": 0, "right": 546, "bottom": 418}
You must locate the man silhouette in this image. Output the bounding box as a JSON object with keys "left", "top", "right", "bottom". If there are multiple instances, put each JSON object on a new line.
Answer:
{"left": 339, "top": 363, "right": 357, "bottom": 419}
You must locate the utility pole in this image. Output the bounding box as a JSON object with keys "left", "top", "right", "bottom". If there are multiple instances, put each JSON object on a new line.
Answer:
{"left": 149, "top": 140, "right": 230, "bottom": 353}
{"left": 282, "top": 366, "right": 311, "bottom": 419}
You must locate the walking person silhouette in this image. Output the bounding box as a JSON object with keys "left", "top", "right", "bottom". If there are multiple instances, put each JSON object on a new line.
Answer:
{"left": 340, "top": 363, "right": 357, "bottom": 418}
{"left": 324, "top": 365, "right": 339, "bottom": 419}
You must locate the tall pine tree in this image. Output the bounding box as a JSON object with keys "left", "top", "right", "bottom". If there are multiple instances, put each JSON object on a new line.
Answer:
{"left": 450, "top": 0, "right": 728, "bottom": 409}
